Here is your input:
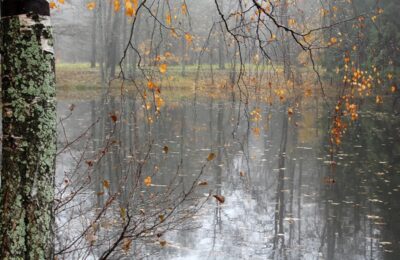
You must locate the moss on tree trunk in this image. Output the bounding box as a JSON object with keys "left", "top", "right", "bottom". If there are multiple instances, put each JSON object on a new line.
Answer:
{"left": 0, "top": 3, "right": 56, "bottom": 259}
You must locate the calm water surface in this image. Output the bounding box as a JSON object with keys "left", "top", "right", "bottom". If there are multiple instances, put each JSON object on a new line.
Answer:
{"left": 57, "top": 96, "right": 400, "bottom": 260}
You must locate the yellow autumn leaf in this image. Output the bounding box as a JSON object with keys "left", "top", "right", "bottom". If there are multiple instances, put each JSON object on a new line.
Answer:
{"left": 144, "top": 176, "right": 152, "bottom": 187}
{"left": 252, "top": 127, "right": 260, "bottom": 136}
{"left": 87, "top": 2, "right": 96, "bottom": 10}
{"left": 181, "top": 3, "right": 187, "bottom": 15}
{"left": 159, "top": 64, "right": 167, "bottom": 74}
{"left": 114, "top": 0, "right": 120, "bottom": 12}
{"left": 58, "top": 0, "right": 65, "bottom": 4}
{"left": 185, "top": 33, "right": 193, "bottom": 44}
{"left": 376, "top": 95, "right": 383, "bottom": 104}
{"left": 166, "top": 13, "right": 171, "bottom": 26}
{"left": 147, "top": 81, "right": 156, "bottom": 90}
{"left": 50, "top": 1, "right": 57, "bottom": 9}
{"left": 330, "top": 37, "right": 338, "bottom": 44}
{"left": 155, "top": 96, "right": 165, "bottom": 108}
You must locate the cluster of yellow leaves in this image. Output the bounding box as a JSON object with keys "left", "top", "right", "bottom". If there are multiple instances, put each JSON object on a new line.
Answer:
{"left": 250, "top": 107, "right": 262, "bottom": 122}
{"left": 50, "top": 0, "right": 65, "bottom": 9}
{"left": 155, "top": 95, "right": 165, "bottom": 111}
{"left": 108, "top": 0, "right": 138, "bottom": 16}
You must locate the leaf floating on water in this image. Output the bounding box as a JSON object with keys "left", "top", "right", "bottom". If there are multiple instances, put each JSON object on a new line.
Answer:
{"left": 323, "top": 176, "right": 336, "bottom": 185}
{"left": 144, "top": 176, "right": 152, "bottom": 187}
{"left": 68, "top": 103, "right": 76, "bottom": 111}
{"left": 159, "top": 214, "right": 165, "bottom": 222}
{"left": 288, "top": 107, "right": 294, "bottom": 116}
{"left": 103, "top": 180, "right": 110, "bottom": 189}
{"left": 163, "top": 146, "right": 169, "bottom": 154}
{"left": 213, "top": 194, "right": 225, "bottom": 203}
{"left": 198, "top": 181, "right": 208, "bottom": 186}
{"left": 207, "top": 153, "right": 216, "bottom": 161}
{"left": 159, "top": 64, "right": 168, "bottom": 74}
{"left": 159, "top": 240, "right": 167, "bottom": 247}
{"left": 110, "top": 114, "right": 118, "bottom": 123}
{"left": 240, "top": 171, "right": 245, "bottom": 177}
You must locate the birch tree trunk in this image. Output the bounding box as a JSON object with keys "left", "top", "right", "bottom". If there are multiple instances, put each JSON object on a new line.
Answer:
{"left": 0, "top": 0, "right": 56, "bottom": 259}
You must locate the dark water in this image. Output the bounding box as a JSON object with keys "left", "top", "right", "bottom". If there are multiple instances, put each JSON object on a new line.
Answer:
{"left": 56, "top": 95, "right": 400, "bottom": 260}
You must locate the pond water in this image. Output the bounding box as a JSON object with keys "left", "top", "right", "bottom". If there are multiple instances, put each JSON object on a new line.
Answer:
{"left": 56, "top": 95, "right": 400, "bottom": 260}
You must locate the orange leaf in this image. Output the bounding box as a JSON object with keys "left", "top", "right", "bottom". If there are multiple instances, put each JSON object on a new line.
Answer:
{"left": 144, "top": 176, "right": 152, "bottom": 187}
{"left": 147, "top": 80, "right": 156, "bottom": 90}
{"left": 58, "top": 0, "right": 65, "bottom": 4}
{"left": 50, "top": 1, "right": 57, "bottom": 9}
{"left": 125, "top": 0, "right": 134, "bottom": 16}
{"left": 213, "top": 195, "right": 225, "bottom": 203}
{"left": 103, "top": 180, "right": 110, "bottom": 189}
{"left": 166, "top": 13, "right": 171, "bottom": 26}
{"left": 185, "top": 33, "right": 193, "bottom": 44}
{"left": 110, "top": 114, "right": 118, "bottom": 122}
{"left": 207, "top": 153, "right": 216, "bottom": 161}
{"left": 159, "top": 64, "right": 167, "bottom": 74}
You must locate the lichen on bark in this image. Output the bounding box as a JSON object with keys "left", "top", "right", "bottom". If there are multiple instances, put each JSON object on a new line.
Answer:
{"left": 0, "top": 12, "right": 56, "bottom": 260}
